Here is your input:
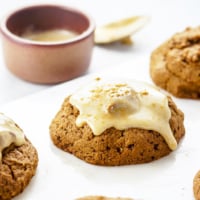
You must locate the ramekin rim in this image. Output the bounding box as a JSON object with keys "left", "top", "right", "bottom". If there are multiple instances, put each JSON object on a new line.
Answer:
{"left": 0, "top": 3, "right": 96, "bottom": 46}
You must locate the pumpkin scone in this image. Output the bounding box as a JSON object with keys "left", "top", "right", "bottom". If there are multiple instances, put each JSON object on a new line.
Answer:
{"left": 0, "top": 113, "right": 38, "bottom": 200}
{"left": 49, "top": 78, "right": 185, "bottom": 166}
{"left": 193, "top": 170, "right": 200, "bottom": 200}
{"left": 150, "top": 26, "right": 200, "bottom": 98}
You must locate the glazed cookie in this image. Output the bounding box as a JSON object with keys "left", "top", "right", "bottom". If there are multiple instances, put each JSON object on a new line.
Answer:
{"left": 150, "top": 26, "right": 200, "bottom": 98}
{"left": 0, "top": 113, "right": 38, "bottom": 200}
{"left": 76, "top": 196, "right": 133, "bottom": 200}
{"left": 49, "top": 78, "right": 185, "bottom": 166}
{"left": 193, "top": 170, "right": 200, "bottom": 200}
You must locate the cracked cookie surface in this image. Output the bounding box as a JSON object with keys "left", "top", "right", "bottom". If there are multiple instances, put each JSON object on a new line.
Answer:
{"left": 0, "top": 139, "right": 38, "bottom": 200}
{"left": 150, "top": 26, "right": 200, "bottom": 98}
{"left": 49, "top": 96, "right": 185, "bottom": 166}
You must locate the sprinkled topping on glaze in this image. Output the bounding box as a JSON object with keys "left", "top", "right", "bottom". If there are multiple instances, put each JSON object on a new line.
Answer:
{"left": 69, "top": 78, "right": 177, "bottom": 150}
{"left": 0, "top": 113, "right": 25, "bottom": 161}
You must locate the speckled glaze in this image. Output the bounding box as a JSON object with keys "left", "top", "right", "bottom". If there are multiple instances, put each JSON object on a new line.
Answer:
{"left": 0, "top": 4, "right": 95, "bottom": 84}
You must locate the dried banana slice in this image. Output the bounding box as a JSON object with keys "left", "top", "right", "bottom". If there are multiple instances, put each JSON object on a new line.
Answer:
{"left": 94, "top": 16, "right": 149, "bottom": 45}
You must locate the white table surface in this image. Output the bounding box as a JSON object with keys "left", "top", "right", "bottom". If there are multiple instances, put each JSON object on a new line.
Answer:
{"left": 0, "top": 0, "right": 200, "bottom": 106}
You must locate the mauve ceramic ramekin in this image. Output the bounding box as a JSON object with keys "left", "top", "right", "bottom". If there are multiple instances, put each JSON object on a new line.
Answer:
{"left": 0, "top": 4, "right": 95, "bottom": 84}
